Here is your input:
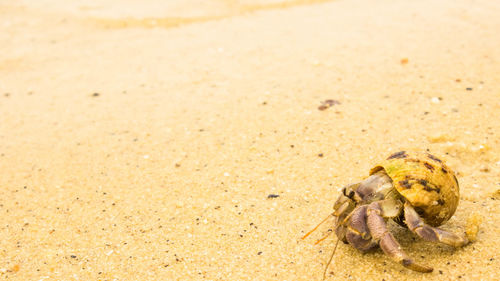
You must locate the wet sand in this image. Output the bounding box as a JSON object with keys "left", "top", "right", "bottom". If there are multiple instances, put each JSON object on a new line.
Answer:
{"left": 1, "top": 0, "right": 499, "bottom": 280}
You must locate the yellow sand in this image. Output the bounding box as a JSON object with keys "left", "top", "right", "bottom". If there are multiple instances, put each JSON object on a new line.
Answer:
{"left": 1, "top": 0, "right": 499, "bottom": 280}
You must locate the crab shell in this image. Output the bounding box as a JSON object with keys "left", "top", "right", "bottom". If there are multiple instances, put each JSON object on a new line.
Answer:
{"left": 369, "top": 151, "right": 460, "bottom": 227}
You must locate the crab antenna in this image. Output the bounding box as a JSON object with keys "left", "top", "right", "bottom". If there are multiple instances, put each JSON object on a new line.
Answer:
{"left": 322, "top": 238, "right": 340, "bottom": 281}
{"left": 301, "top": 213, "right": 334, "bottom": 240}
{"left": 314, "top": 229, "right": 333, "bottom": 245}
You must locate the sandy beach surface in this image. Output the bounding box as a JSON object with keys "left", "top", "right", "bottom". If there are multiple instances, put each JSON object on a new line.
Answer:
{"left": 1, "top": 0, "right": 499, "bottom": 280}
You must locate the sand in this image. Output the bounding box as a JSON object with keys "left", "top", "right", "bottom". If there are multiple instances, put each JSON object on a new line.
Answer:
{"left": 1, "top": 0, "right": 499, "bottom": 280}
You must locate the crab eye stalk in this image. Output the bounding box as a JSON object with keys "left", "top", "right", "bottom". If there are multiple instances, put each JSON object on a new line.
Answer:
{"left": 342, "top": 187, "right": 355, "bottom": 199}
{"left": 347, "top": 190, "right": 355, "bottom": 199}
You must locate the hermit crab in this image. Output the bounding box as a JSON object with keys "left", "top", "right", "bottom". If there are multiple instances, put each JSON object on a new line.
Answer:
{"left": 303, "top": 151, "right": 470, "bottom": 276}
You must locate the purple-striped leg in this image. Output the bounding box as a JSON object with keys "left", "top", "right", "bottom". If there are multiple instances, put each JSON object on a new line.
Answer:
{"left": 404, "top": 202, "right": 469, "bottom": 247}
{"left": 345, "top": 205, "right": 378, "bottom": 252}
{"left": 367, "top": 202, "right": 433, "bottom": 273}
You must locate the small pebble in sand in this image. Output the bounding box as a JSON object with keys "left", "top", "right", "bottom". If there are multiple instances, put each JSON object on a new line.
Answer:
{"left": 465, "top": 213, "right": 483, "bottom": 242}
{"left": 427, "top": 133, "right": 455, "bottom": 143}
{"left": 400, "top": 58, "right": 409, "bottom": 64}
{"left": 431, "top": 97, "right": 442, "bottom": 104}
{"left": 318, "top": 99, "right": 340, "bottom": 111}
{"left": 267, "top": 194, "right": 279, "bottom": 199}
{"left": 92, "top": 92, "right": 100, "bottom": 97}
{"left": 466, "top": 87, "right": 473, "bottom": 91}
{"left": 479, "top": 167, "right": 489, "bottom": 172}
{"left": 324, "top": 99, "right": 340, "bottom": 106}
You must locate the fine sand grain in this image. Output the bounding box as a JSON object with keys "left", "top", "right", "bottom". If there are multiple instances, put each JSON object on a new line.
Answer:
{"left": 1, "top": 0, "right": 499, "bottom": 280}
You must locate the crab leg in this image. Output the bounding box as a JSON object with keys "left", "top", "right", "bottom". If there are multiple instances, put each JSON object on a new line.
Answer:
{"left": 366, "top": 202, "right": 433, "bottom": 273}
{"left": 345, "top": 205, "right": 377, "bottom": 252}
{"left": 404, "top": 202, "right": 469, "bottom": 247}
